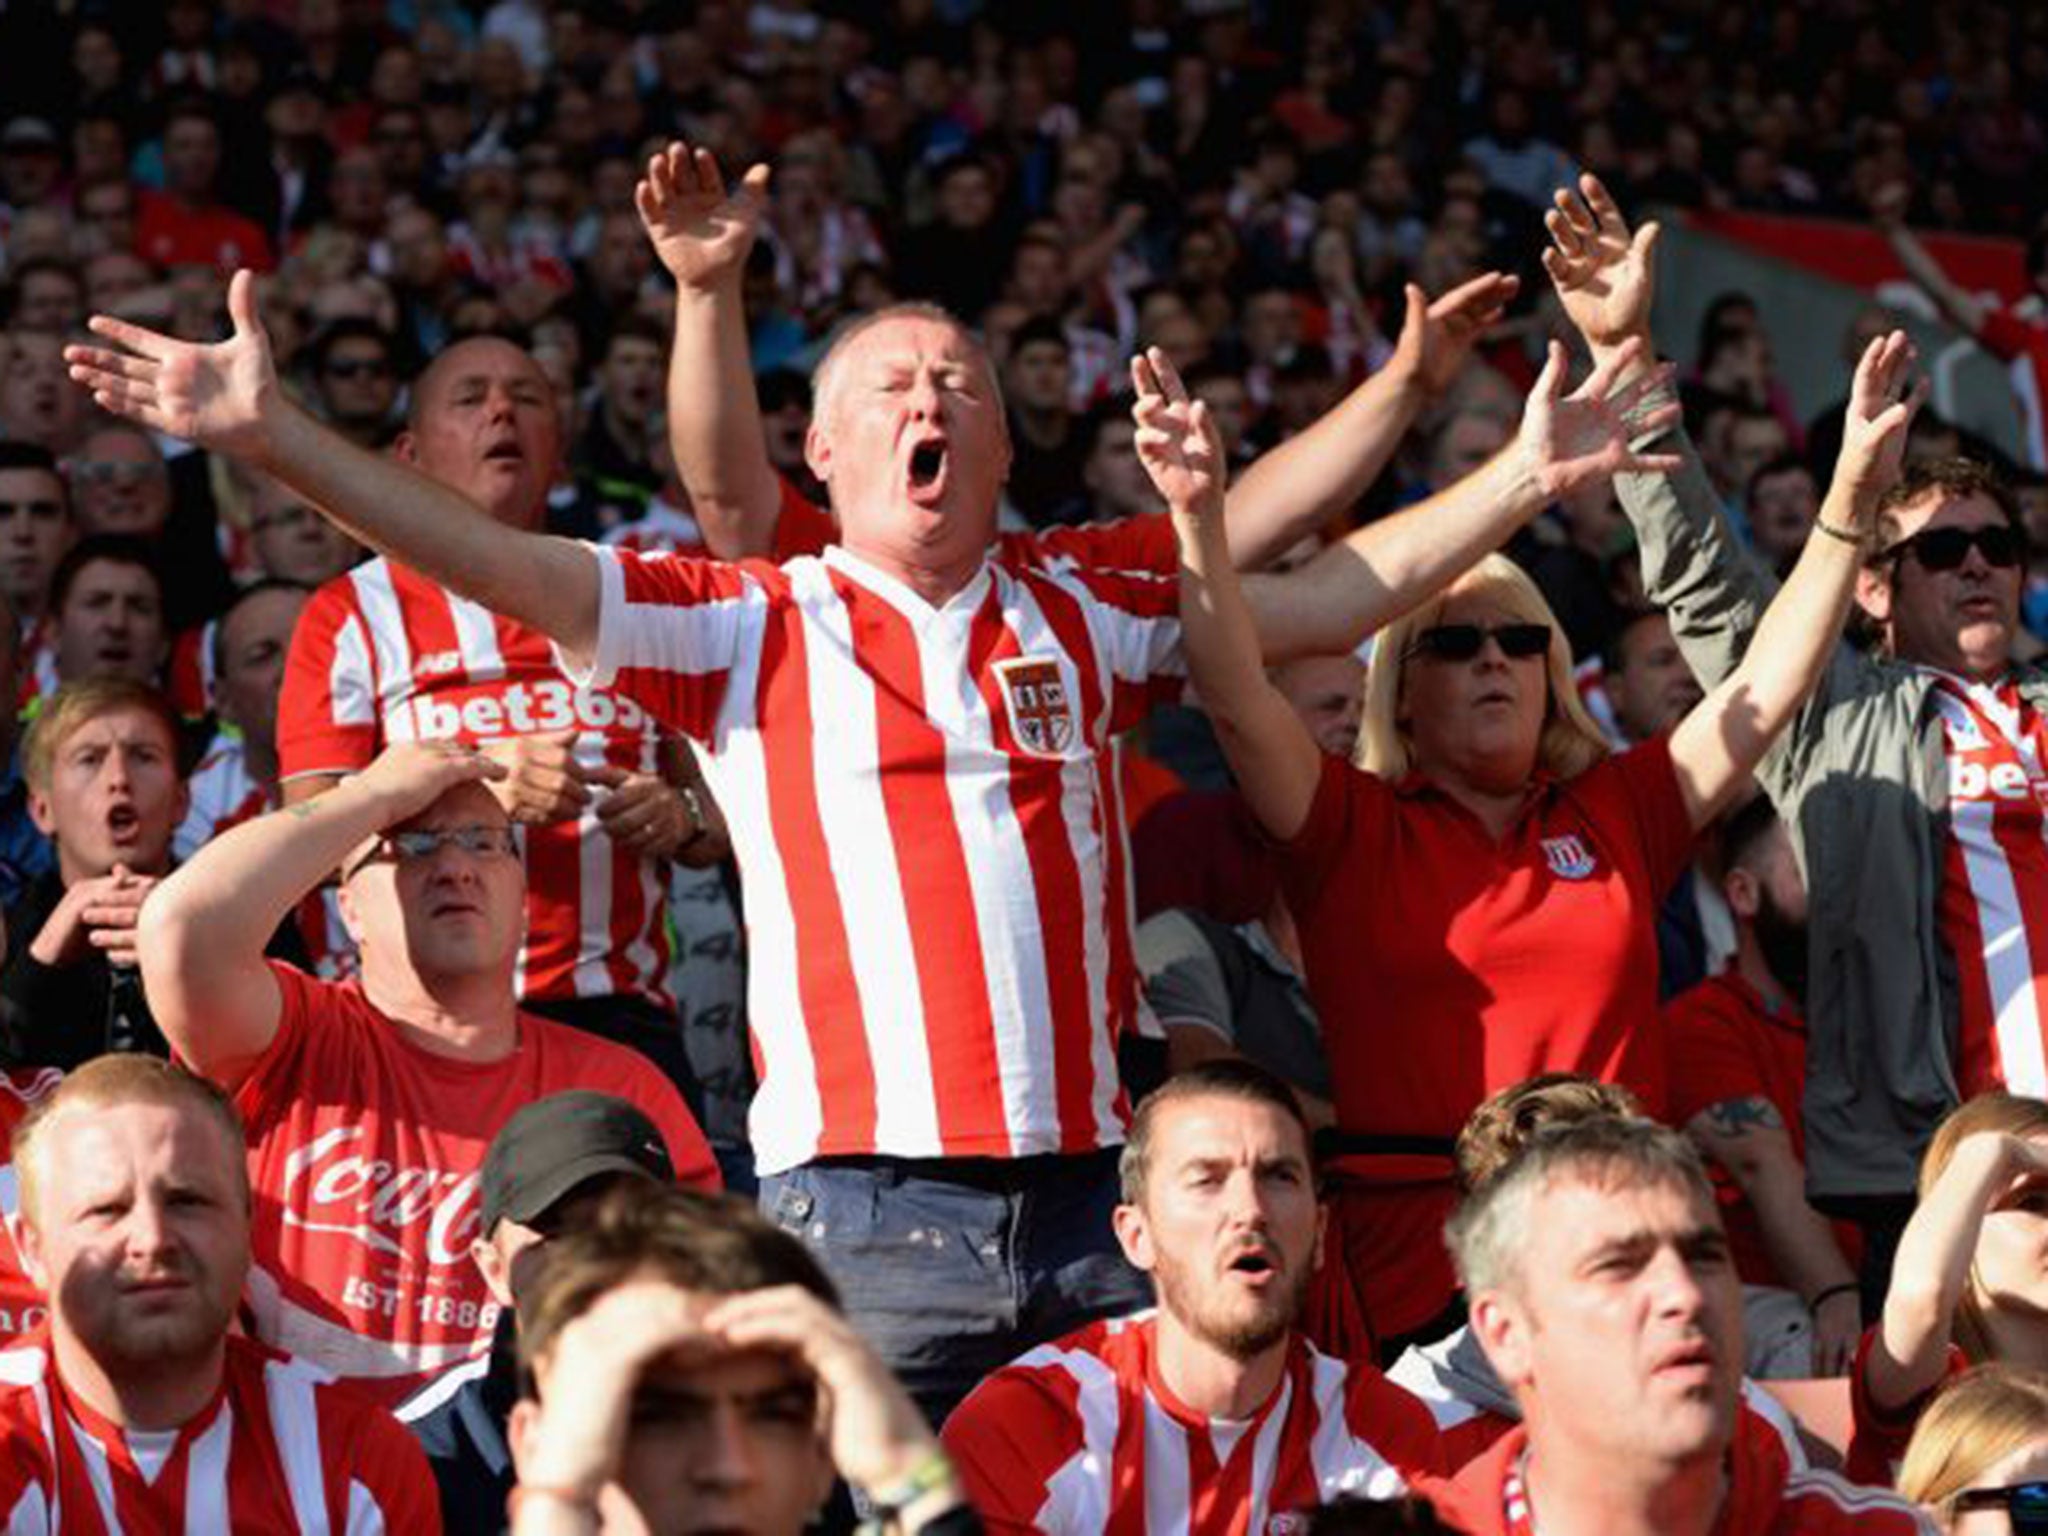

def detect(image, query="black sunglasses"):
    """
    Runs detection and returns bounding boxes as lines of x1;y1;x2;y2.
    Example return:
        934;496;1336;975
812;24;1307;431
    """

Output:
1404;622;1552;663
1955;1479;2048;1535
1881;523;2025;572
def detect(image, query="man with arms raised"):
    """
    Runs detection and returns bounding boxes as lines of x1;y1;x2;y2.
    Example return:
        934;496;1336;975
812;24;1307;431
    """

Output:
1544;174;2048;1252
0;1054;438;1530
943;1061;1442;1531
68;254;1666;1424
135;739;716;1405
1430;1115;1929;1534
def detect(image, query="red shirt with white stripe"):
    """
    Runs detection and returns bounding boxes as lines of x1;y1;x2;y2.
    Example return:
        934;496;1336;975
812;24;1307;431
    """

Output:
278;556;676;1006
941;1310;1443;1534
1429;1423;1932;1534
0;1329;440;1533
767;481;1178;574
233;962;717;1405
1929;671;2048;1096
574;540;1184;1173
0;1072;61;1343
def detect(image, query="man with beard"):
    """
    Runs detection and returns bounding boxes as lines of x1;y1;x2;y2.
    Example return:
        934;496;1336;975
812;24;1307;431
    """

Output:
0;1054;438;1529
1665;797;1865;1380
941;1061;1443;1531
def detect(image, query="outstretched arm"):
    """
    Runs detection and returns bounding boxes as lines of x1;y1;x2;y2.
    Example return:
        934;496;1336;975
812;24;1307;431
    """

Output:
65;273;601;664
638;143;784;560
1871;182;1989;339
1145;349;1324;840
138;742;505;1090
1245;336;1681;660
1222;272;1518;570
1665;331;1919;828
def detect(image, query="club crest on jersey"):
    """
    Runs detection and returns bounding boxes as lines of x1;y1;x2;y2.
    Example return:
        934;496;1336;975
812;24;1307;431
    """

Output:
1541;834;1597;880
995;656;1076;757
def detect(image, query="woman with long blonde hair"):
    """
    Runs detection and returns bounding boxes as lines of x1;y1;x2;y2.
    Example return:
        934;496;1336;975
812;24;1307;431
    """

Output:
1143;325;1922;1351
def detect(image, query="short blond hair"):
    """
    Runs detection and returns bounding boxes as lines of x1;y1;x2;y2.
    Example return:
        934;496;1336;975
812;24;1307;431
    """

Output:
1899;1363;2048;1512
13;1056;249;1229
1355;554;1609;783
22;678;182;796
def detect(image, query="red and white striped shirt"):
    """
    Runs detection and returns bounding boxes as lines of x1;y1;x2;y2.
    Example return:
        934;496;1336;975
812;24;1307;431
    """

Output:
234;963;717;1405
941;1310;1444;1534
0;1330;441;1533
278;557;675;1006
0;1072;61;1344
574;541;1184;1172
1929;672;2048;1095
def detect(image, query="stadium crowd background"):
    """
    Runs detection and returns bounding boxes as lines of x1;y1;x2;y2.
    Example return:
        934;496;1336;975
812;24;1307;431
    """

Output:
2;0;2048;1532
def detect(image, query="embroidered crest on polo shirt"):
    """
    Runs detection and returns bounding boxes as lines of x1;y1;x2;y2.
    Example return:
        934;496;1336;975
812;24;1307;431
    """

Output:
994;656;1076;756
1541;834;1598;880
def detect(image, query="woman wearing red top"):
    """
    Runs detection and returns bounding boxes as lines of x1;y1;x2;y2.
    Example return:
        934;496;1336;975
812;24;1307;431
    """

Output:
1146;326;1921;1352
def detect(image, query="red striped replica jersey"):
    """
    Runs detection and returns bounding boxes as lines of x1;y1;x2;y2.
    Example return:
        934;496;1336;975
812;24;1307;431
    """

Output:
1429;1424;1932;1534
1929;672;2048;1095
0;1072;61;1343
235;963;716;1405
278;557;674;1006
0;1330;440;1533
575;541;1185;1173
941;1311;1443;1534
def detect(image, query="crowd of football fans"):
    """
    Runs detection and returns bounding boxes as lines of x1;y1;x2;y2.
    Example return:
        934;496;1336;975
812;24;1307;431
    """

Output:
2;1;2048;1532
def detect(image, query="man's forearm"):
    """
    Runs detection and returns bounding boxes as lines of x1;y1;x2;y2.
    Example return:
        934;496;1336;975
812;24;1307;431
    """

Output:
1886;227;1987;337
1745;1163;1858;1301
668;288;783;559
252;402;600;658
1246;440;1544;660
1222;364;1424;571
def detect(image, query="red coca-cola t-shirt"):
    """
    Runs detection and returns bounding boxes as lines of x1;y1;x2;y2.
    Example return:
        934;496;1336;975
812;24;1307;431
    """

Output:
235;963;717;1406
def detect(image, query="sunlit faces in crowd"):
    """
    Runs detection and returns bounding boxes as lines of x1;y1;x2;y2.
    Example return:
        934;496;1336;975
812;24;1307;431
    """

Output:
246;475;364;587
338;782;526;987
1857;462;2026;681
67;424;171;540
24;682;187;883
395;337;561;527
49;542;167;687
0;447;72;618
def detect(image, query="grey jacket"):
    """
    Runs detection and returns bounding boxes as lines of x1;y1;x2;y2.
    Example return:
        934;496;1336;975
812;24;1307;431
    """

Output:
1615;420;2048;1202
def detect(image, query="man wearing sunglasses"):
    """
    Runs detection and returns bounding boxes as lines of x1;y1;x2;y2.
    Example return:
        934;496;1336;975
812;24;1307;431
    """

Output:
134;739;718;1408
1545;173;2048;1271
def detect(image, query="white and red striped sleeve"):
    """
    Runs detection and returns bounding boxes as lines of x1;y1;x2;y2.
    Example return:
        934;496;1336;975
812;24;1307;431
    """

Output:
278;576;381;780
1025;563;1185;734
943;1346;1116;1535
567;545;761;742
310;1372;444;1534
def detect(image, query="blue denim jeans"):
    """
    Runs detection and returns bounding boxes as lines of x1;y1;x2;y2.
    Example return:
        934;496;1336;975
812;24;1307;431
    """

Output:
760;1149;1151;1429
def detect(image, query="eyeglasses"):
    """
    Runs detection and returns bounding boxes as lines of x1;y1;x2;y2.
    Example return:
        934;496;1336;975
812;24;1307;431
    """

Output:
324;358;391;380
1880;523;2025;571
1955;1480;2048;1535
69;462;158;488
1403;622;1553;663
342;823;518;881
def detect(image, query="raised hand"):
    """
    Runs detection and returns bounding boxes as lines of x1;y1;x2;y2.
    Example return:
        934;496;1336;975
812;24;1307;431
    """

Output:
1542;174;1661;353
1131;347;1226;519
1389;271;1521;402
1833;330;1922;511
1518;336;1683;501
352;739;508;828
635;142;771;293
65;269;281;460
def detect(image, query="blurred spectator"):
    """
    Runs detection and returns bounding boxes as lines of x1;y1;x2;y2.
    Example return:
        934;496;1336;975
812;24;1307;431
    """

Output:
245;472;365;587
1666;797;1866;1381
65;422;172;541
174;580;310;863
2;679;185;1069
307;318;402;447
5;259;83;334
0;332;85;456
0;119;63;235
1748;454;1824;576
0;441;71;644
45;535;167;691
135;97;276;276
1001;317;1088;528
576;317;667;517
1;1055;440;1528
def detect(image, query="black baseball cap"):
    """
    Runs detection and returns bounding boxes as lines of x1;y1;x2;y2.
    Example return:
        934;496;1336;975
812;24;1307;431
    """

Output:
479;1091;675;1235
